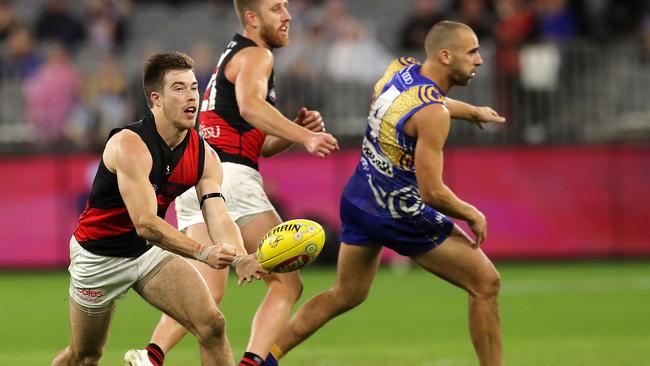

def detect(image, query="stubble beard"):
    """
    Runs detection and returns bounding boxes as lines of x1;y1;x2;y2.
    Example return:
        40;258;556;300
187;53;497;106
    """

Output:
260;22;289;49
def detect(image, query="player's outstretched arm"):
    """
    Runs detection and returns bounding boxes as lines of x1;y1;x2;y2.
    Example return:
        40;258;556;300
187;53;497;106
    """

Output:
232;47;338;157
105;131;236;265
446;97;505;129
409;104;487;246
196;142;268;284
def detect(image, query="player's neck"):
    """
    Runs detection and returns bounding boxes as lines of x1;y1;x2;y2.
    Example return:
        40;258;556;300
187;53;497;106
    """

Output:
420;61;451;93
243;30;273;50
151;109;188;149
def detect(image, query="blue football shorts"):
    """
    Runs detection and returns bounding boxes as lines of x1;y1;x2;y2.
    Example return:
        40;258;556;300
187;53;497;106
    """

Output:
339;194;454;256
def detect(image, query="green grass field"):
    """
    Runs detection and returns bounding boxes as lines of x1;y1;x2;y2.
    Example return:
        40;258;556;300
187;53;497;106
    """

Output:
1;261;649;365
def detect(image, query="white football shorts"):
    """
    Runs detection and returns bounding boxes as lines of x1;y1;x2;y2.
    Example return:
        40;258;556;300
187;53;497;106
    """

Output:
68;236;175;312
176;162;275;231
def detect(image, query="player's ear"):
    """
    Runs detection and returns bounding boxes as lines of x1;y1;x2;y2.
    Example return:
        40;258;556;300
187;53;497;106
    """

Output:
150;91;162;107
440;49;452;66
244;10;259;29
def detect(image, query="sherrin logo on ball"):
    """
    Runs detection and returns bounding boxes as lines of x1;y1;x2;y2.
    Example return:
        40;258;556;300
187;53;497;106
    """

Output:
256;219;325;273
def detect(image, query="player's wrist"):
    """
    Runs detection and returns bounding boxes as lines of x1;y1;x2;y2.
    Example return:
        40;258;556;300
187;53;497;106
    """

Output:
231;255;245;269
193;242;214;263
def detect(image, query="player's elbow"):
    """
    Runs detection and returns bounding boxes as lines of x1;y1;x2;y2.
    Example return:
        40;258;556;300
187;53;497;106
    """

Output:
420;188;446;208
238;101;257;122
133;214;160;241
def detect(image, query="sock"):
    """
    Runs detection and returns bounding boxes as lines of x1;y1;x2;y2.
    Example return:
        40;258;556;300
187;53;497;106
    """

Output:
265;344;283;366
146;343;165;366
239;351;264;366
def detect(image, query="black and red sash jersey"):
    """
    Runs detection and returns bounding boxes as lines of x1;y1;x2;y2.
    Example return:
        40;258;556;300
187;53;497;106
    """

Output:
198;33;276;170
74;114;205;257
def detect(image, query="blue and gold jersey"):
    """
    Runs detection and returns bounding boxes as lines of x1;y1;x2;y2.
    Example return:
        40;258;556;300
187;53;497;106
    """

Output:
343;57;447;219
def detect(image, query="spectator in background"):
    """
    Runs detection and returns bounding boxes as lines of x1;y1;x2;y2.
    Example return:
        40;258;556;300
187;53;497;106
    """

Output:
641;16;650;65
452;0;497;41
34;0;85;51
1;24;43;79
0;0;19;42
24;43;82;147
493;0;535;141
84;54;130;147
606;0;645;39
534;0;576;43
321;0;352;41
325;20;393;85
84;0;131;53
399;0;448;50
276;21;329;113
516;0;575;143
189;41;216;95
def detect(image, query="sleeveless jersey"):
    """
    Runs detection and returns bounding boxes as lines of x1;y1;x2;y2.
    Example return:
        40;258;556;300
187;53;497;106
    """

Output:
199;33;276;170
343;57;447;219
74;114;206;257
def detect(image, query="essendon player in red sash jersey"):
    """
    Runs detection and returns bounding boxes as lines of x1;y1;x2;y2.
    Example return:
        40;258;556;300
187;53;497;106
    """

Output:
198;33;274;170
129;2;340;366
53;52;266;366
74;115;206;257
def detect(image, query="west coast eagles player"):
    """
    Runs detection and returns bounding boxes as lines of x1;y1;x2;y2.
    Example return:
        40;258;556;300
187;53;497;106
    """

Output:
269;21;504;366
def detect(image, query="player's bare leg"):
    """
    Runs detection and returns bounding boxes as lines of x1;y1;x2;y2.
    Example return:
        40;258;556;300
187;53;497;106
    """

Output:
137;256;233;366
239;210;304;360
52;299;115;366
411;225;502;366
148;223;229;353
276;243;383;354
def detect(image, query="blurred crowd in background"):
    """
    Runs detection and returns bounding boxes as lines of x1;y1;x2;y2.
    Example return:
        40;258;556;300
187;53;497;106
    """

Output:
0;0;649;153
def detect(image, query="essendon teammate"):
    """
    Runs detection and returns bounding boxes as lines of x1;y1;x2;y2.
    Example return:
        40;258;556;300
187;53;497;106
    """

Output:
52;52;267;366
125;1;338;366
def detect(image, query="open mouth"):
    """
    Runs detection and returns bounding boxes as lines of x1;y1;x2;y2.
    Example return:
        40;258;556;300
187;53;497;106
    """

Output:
184;106;197;118
279;24;289;36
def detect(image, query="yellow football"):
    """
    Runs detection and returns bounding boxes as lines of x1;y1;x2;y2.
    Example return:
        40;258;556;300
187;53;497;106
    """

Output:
256;219;325;273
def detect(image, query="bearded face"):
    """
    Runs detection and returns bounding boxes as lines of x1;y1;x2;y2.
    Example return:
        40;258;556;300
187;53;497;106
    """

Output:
449;58;477;86
259;17;290;49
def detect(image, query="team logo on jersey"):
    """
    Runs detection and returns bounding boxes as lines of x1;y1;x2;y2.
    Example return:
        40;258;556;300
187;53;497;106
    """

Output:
362;137;393;177
399;67;414;85
268;88;276;102
200;125;220;139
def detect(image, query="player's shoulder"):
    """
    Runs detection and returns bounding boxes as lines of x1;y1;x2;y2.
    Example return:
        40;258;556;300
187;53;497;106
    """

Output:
373;57;420;96
386;57;418;75
237;46;274;63
414;100;450;127
106;129;149;164
414;84;446;105
395;56;418;68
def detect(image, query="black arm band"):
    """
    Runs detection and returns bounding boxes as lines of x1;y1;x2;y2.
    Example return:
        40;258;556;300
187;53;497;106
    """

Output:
200;192;225;209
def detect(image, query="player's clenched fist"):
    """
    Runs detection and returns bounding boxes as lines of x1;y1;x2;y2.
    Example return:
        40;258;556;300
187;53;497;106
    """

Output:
296;107;325;132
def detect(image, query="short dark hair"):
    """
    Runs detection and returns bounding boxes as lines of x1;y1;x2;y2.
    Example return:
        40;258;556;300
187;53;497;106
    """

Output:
424;20;472;57
142;52;194;108
233;0;263;25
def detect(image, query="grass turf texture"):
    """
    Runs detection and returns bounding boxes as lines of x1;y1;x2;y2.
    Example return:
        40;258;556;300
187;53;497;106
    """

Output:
1;261;649;365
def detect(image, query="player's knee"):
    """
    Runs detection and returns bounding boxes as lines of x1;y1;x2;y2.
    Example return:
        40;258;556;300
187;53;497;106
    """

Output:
333;285;368;311
71;348;103;366
268;274;304;303
475;270;501;300
194;309;226;342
